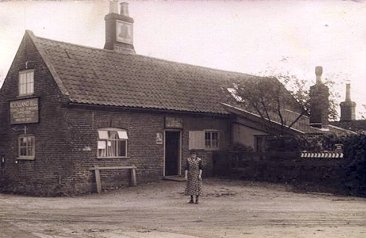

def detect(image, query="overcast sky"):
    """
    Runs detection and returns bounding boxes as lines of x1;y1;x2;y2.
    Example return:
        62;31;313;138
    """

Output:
1;0;366;118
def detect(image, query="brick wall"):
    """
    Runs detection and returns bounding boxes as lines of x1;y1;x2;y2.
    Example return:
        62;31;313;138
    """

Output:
0;33;231;196
63;108;230;194
0;33;72;196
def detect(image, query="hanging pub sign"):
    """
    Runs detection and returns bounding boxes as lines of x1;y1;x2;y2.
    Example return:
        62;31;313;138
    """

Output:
10;98;39;124
165;116;183;129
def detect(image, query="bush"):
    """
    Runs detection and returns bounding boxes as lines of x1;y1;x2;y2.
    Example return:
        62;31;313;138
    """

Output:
343;134;366;196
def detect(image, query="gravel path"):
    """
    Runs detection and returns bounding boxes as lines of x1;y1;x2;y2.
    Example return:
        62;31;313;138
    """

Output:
1;179;366;238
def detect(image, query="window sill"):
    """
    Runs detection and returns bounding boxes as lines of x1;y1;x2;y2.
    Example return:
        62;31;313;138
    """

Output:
97;156;130;159
204;148;220;151
17;156;35;161
16;94;36;99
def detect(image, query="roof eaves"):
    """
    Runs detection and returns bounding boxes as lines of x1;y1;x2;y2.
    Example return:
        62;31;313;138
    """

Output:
221;103;305;135
26;30;70;97
328;124;357;135
68;101;230;116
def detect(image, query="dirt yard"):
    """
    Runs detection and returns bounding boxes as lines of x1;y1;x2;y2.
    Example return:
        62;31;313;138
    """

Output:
1;178;366;238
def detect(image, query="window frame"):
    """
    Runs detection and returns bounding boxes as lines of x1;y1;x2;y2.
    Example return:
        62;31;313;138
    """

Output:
18;69;35;96
97;128;128;159
18;135;35;160
204;130;220;150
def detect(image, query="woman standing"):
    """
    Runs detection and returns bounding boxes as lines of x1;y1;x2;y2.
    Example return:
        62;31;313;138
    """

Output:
184;150;203;204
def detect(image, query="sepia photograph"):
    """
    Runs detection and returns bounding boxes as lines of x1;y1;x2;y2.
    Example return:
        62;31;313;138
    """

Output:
0;0;366;237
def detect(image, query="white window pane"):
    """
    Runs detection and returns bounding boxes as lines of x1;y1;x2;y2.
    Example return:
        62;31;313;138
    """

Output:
189;131;205;150
107;141;112;146
98;130;108;139
19;71;34;95
117;130;128;139
27;71;34;82
97;141;106;149
27;81;34;94
19;83;25;95
19;73;26;83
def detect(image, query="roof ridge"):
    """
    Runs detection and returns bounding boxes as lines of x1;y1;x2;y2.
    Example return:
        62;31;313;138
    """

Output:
34;33;259;78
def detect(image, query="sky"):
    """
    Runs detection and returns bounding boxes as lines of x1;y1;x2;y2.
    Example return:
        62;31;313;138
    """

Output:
0;0;366;118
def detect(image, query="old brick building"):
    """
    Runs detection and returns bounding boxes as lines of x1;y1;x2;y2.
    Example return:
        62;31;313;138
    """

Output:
0;2;260;195
0;2;352;195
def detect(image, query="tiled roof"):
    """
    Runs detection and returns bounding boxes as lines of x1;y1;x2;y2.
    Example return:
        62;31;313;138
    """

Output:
28;31;261;115
222;103;355;136
330;120;366;132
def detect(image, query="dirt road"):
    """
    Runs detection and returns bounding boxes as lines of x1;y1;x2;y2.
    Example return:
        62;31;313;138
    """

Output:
1;179;366;238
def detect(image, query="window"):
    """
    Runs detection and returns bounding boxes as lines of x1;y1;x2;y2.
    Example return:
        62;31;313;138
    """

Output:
189;131;205;150
19;70;34;96
97;128;128;158
18;135;35;160
189;130;220;150
205;130;219;149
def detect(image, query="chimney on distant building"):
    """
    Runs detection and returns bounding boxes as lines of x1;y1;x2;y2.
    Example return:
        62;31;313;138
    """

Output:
309;66;330;128
340;83;356;121
104;1;135;54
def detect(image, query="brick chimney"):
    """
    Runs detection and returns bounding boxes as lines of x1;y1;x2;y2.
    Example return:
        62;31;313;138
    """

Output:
104;1;135;54
309;66;330;128
340;83;356;121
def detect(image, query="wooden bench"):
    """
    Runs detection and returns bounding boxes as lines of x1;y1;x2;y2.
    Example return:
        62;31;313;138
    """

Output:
89;165;137;194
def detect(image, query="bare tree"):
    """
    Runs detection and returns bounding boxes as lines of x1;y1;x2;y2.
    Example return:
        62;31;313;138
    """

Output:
359;105;366;120
231;72;338;134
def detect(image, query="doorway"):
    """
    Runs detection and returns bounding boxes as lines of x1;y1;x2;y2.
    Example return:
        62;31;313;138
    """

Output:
164;131;181;176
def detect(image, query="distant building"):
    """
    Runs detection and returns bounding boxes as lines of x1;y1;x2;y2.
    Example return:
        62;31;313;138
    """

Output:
0;2;353;195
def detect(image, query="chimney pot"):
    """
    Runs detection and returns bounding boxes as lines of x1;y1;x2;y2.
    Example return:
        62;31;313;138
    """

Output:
346;83;351;101
315;66;323;84
120;2;129;16
109;0;119;14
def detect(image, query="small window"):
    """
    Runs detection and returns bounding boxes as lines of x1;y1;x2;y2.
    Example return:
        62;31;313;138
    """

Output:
19;70;34;96
97;128;128;158
205;130;219;150
18;135;35;160
189;130;220;150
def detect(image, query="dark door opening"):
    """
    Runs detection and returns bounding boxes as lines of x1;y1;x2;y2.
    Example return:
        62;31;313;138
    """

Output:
165;131;180;176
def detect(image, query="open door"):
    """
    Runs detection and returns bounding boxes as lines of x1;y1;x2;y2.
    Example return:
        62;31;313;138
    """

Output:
164;131;181;176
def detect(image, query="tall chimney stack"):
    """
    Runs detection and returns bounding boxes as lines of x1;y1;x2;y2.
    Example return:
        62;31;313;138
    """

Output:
340;82;356;121
309;66;329;128
104;1;135;54
315;66;323;84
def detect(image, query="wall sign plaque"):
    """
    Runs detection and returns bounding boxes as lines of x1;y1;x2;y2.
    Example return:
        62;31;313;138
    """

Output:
10;98;39;124
156;132;163;144
165;117;183;129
